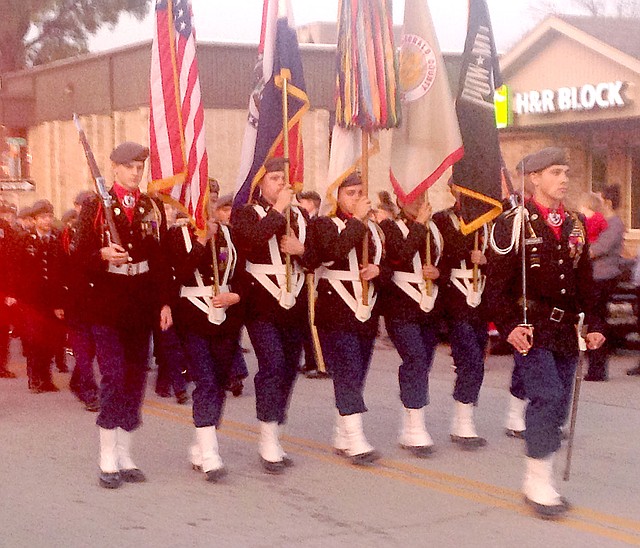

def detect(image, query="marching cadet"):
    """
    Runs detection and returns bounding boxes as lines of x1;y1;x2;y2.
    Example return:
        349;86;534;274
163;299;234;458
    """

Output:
166;195;242;483
503;155;534;440
304;172;384;465
75;142;172;489
433;184;490;449
65;191;101;412
12;200;66;392
0;203;17;379
487;147;605;519
233;157;308;474
379;192;443;457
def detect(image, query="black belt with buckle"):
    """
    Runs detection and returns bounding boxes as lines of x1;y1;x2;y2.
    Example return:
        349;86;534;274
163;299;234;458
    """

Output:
526;301;578;325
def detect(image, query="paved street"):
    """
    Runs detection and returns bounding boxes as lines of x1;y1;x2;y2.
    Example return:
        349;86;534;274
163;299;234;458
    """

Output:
1;337;640;547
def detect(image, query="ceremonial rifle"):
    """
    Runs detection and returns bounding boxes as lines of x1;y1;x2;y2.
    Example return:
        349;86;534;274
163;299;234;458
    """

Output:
73;114;122;247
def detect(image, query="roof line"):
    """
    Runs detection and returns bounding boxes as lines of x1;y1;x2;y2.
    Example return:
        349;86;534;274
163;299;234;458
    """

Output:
501;15;640;76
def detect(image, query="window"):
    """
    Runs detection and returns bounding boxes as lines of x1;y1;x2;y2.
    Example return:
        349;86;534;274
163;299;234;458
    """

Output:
590;148;607;193
631;147;640;230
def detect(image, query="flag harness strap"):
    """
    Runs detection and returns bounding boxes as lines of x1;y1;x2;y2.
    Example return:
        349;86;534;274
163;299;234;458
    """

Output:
448;212;488;308
245;204;306;310
179;224;237;325
392;219;442;313
317;217;383;323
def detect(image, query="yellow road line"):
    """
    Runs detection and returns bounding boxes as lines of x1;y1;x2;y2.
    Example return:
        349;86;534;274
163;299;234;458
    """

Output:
144;398;640;544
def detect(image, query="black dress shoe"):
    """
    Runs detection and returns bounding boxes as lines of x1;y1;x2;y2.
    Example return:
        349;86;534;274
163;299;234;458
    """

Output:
155;389;171;398
450;435;487;449
84;399;100;412
524;495;570;519
260;456;286;475
175;390;189;405
351;449;381;466
583;374;607;382
282;455;294;467
0;368;16;378
99;471;122;489
401;444;434;458
204;467;227;483
505;428;525;439
627;365;640;376
119;468;146;483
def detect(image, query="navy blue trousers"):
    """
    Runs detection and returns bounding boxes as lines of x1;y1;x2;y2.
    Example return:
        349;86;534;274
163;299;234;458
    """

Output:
92;324;150;432
509;359;527;400
68;319;99;403
247;320;302;424
182;331;231;428
319;329;375;416
514;348;578;458
154;325;188;395
386;318;438;409
448;320;487;404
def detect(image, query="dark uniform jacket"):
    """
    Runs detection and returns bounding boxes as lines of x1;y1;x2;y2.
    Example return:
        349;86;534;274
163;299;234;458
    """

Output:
233;196;308;326
165;223;244;338
13;229;66;312
379;216;447;324
0;220;17;324
487;201;605;354
74;190;169;330
304;212;386;336
433;208;488;324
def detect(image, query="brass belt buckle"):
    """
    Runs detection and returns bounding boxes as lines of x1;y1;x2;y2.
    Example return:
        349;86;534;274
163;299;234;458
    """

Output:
550;307;564;323
127;263;135;276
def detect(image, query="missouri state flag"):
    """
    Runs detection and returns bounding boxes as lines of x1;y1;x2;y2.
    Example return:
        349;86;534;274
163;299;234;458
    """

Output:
233;0;309;210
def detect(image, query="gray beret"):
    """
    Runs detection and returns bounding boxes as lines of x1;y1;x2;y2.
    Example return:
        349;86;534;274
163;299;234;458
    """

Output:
263;156;287;174
524;147;568;174
31;199;54;217
214;193;233;209
110;142;149;164
339;171;363;188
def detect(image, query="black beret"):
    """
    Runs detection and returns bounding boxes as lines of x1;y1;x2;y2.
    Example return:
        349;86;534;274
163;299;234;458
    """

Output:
524;147;568;174
61;209;78;224
31;199;54;217
263;157;287;174
339;171;363;188
110;142;149;164
17;207;34;219
214;193;233;209
74;190;95;206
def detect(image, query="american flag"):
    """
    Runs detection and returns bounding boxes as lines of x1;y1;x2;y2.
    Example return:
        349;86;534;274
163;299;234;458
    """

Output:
149;0;208;231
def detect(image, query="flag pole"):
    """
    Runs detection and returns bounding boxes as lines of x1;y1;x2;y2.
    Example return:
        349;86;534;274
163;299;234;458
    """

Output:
280;68;293;293
424;192;433;296
361;129;370;306
472;231;479;292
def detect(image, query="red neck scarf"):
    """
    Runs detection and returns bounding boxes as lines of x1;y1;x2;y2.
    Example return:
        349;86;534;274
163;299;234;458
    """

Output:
113;183;141;223
532;199;565;239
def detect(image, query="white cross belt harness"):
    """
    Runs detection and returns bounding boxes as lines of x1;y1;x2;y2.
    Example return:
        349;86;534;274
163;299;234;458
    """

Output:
245;204;306;310
391;219;442;313
178;224;237;325
317;218;383;323
448;212;487;308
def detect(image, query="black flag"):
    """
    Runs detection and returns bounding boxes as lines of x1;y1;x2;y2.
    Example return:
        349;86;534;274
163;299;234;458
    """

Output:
452;0;503;235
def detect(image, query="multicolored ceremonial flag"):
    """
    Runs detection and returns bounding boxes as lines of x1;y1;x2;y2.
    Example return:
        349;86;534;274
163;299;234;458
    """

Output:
452;0;504;234
233;0;310;210
321;0;400;215
390;0;463;204
148;0;208;232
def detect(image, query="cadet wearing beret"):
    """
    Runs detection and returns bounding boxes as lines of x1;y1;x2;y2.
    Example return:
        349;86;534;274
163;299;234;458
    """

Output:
233;156;309;474
74;141;173;489
488;147;605;518
303;171;384;465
